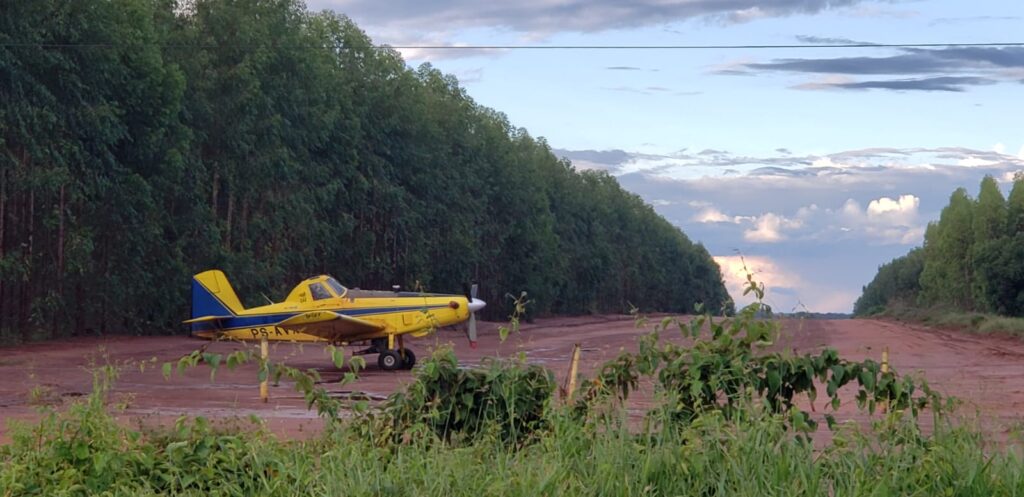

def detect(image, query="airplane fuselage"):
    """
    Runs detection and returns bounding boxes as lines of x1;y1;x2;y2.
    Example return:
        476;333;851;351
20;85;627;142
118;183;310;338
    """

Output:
191;293;470;343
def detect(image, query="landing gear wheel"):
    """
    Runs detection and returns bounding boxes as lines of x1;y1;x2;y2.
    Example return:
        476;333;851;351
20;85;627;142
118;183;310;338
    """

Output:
378;350;401;371
400;349;417;369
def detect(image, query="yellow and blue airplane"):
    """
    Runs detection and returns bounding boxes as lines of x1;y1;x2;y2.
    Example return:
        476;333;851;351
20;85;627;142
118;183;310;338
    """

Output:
185;270;485;370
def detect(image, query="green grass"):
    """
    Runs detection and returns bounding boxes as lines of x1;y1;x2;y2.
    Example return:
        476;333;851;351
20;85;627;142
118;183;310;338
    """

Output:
875;302;1024;338
3;353;1024;495
3;386;1023;496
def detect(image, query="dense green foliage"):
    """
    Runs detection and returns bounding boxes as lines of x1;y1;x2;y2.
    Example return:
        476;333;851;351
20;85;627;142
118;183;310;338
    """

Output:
373;349;555;445
852;248;924;316
0;0;731;342
855;175;1024;318
4;294;1020;496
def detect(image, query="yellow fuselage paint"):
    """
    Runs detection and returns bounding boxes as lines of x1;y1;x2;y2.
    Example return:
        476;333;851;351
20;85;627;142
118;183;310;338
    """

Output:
193;274;470;344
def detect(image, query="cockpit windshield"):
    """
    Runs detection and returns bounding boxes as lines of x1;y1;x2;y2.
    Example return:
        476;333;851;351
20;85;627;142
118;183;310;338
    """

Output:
325;277;347;297
309;282;331;301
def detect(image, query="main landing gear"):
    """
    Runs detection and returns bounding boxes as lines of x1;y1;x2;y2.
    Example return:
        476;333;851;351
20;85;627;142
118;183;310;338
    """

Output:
355;337;416;371
378;348;416;371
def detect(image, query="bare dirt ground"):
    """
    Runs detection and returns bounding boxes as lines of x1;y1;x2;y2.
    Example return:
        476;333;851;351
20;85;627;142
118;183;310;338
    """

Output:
1;315;1023;444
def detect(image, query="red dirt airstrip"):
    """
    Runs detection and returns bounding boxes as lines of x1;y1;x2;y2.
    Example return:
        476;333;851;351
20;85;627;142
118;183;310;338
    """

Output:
1;316;1023;444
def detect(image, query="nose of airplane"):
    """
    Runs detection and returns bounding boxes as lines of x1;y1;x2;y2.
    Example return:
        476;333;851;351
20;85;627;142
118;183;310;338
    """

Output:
468;298;486;313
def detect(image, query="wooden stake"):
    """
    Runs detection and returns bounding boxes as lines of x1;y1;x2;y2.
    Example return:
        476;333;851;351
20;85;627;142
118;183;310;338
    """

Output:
881;346;889;413
566;343;581;400
260;336;269;403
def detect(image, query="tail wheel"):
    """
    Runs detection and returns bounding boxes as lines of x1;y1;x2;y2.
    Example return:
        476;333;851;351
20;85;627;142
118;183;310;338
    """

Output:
400;349;416;369
378;350;401;371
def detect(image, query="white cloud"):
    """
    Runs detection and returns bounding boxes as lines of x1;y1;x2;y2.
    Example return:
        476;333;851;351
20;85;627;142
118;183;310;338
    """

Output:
958;156;999;168
452;67;484;84
693;207;733;223
743;213;802;242
793;75;856;91
801;290;861;314
795;203;820;219
811;156;842;168
713;254;801;298
359;28;509;61
866;194;919;225
841;198;862;219
712;254;855;312
690;206;802;243
728;6;769;23
834;194;923;244
1001;170;1024;183
714;253;865;313
994;143;1007;154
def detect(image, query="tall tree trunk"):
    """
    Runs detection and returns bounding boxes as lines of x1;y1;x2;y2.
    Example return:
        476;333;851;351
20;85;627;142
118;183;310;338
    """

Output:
55;183;65;338
21;167;34;342
57;184;65;277
240;198;249;251
99;235;107;335
211;171;219;218
75;280;83;336
0;165;5;334
225;186;234;250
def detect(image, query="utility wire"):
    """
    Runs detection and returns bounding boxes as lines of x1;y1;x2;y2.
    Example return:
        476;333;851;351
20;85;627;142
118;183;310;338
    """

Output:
2;42;1024;50
391;42;1021;50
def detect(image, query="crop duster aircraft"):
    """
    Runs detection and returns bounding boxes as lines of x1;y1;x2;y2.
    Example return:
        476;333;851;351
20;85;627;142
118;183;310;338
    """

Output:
185;270;486;370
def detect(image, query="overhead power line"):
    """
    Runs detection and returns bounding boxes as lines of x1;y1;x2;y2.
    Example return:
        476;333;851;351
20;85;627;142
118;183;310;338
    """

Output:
2;42;1024;50
389;42;1024;50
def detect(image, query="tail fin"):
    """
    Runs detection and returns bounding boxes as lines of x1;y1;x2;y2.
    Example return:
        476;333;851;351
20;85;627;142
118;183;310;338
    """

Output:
190;270;245;325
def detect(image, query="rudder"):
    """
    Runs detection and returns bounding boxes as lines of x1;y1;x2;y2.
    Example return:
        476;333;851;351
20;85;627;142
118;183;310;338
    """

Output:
191;270;246;320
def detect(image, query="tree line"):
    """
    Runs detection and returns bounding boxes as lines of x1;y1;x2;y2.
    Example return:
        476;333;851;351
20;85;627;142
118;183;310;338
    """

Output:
854;175;1024;316
0;0;732;342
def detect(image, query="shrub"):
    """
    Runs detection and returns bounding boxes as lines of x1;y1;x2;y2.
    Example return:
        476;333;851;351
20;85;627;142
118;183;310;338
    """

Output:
369;347;556;446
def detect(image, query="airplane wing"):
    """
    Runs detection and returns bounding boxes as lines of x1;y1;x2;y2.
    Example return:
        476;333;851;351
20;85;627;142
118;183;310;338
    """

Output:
183;315;232;324
277;311;384;341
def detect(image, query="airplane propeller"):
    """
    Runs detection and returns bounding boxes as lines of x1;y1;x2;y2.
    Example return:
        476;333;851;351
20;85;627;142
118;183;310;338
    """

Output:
464;283;485;348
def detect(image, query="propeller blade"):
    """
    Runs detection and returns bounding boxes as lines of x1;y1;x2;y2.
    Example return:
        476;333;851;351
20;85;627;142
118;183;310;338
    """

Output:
463;282;483;348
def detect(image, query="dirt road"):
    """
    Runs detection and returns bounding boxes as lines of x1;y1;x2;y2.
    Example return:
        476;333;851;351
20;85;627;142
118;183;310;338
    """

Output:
1;316;1022;443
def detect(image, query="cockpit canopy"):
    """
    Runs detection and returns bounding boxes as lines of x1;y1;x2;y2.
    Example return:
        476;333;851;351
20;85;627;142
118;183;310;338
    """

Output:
285;275;348;303
323;277;346;298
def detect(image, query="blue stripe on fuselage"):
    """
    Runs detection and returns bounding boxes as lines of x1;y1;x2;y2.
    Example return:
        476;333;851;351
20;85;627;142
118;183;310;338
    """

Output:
191;303;451;333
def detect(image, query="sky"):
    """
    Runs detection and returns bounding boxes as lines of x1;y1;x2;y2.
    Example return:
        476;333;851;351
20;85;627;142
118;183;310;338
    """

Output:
307;0;1024;313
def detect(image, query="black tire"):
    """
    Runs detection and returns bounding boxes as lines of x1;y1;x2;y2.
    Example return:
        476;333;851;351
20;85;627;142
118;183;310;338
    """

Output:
378;350;401;371
401;349;417;369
